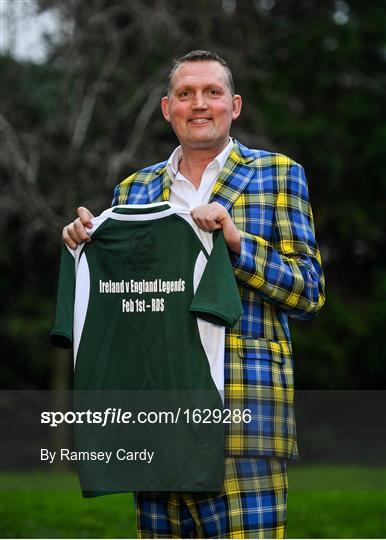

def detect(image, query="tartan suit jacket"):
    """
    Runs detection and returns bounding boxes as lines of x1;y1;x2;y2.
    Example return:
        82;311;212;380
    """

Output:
112;139;325;459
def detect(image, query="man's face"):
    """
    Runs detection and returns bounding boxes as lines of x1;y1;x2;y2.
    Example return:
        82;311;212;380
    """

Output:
161;61;242;151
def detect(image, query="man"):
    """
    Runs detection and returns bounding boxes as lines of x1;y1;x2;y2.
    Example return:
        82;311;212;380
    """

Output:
63;50;325;538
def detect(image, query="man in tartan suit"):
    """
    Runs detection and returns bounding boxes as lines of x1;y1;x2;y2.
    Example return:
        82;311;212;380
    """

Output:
64;50;325;538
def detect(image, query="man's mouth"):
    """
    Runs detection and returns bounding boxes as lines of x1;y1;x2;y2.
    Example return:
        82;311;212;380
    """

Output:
189;117;211;124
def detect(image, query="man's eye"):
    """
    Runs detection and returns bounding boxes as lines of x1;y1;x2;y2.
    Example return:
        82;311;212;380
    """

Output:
209;89;221;95
180;90;190;97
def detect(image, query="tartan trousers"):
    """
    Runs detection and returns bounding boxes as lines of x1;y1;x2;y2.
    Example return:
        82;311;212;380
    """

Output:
135;458;288;539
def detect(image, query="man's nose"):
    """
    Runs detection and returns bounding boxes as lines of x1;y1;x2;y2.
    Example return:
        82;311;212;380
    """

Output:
192;92;208;109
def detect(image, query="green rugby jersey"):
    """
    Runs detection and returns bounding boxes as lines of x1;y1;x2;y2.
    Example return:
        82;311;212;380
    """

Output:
51;202;243;495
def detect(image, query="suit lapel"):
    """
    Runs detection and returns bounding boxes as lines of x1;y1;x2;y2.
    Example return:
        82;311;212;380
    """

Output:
146;166;172;203
160;172;171;202
147;140;253;208
209;140;254;210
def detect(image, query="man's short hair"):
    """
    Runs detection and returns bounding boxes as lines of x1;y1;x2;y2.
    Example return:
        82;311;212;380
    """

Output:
167;50;235;96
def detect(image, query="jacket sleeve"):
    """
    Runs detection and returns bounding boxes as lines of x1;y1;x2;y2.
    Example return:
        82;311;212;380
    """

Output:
231;162;325;320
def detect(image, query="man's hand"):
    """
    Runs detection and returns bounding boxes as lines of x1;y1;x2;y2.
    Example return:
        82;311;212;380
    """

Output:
62;206;94;249
190;202;241;255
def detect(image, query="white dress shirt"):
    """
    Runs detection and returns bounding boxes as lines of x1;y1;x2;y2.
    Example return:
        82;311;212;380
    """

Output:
167;138;234;210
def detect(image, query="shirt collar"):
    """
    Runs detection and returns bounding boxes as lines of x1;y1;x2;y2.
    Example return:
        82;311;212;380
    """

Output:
166;137;234;180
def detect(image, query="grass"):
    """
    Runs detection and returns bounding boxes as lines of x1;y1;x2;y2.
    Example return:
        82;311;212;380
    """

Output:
0;472;136;539
0;466;385;538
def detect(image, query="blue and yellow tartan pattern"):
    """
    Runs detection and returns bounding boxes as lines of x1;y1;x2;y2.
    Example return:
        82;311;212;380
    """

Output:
135;457;288;539
112;139;326;459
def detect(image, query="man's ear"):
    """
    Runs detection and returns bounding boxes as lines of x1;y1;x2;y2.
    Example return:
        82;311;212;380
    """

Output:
231;94;242;121
161;96;171;122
